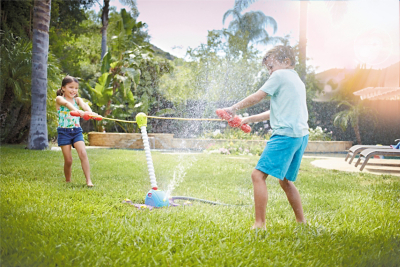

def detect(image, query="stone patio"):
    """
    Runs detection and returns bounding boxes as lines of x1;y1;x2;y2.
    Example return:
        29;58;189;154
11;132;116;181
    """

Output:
308;155;400;177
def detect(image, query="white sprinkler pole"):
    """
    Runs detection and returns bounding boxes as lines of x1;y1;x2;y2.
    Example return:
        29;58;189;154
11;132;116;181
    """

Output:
136;113;158;190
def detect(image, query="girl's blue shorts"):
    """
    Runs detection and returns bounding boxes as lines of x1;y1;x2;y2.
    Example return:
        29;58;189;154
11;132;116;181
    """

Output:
57;127;84;148
256;134;309;181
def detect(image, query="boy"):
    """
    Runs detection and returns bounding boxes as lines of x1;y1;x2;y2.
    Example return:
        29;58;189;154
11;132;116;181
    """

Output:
223;45;309;229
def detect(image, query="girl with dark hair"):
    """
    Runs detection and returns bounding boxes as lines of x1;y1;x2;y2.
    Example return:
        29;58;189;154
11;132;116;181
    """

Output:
56;76;95;187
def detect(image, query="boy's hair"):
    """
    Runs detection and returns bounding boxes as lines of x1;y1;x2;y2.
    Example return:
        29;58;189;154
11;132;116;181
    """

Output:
262;45;296;67
56;76;79;96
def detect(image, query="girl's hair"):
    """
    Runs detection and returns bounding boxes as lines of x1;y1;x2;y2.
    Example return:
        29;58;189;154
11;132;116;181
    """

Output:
262;45;296;67
56;76;79;96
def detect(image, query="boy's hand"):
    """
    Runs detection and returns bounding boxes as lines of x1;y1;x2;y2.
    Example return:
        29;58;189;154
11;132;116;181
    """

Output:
223;107;236;118
240;117;250;126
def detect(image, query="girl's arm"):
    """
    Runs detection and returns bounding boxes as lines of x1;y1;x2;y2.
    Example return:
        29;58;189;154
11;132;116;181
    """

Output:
76;97;92;112
241;111;270;125
56;96;81;112
225;90;267;116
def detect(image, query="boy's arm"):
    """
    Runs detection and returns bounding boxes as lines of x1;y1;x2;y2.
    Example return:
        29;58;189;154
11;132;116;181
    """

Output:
225;90;267;116
242;110;270;125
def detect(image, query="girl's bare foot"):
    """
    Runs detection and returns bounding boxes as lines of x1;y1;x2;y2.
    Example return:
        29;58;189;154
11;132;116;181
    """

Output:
87;181;94;187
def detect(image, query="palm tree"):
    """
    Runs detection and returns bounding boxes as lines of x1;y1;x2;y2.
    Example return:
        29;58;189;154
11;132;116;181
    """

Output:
28;0;52;150
100;0;138;60
225;0;348;82
298;1;308;82
333;100;371;145
101;0;110;60
223;7;277;52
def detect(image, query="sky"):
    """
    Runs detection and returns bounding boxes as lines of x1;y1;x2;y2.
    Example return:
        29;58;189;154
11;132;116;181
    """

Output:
93;0;400;73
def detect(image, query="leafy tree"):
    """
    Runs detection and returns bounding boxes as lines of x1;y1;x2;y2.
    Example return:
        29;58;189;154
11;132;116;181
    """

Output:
1;0;95;40
79;9;165;132
47;0;97;76
161;30;266;104
0;0;33;38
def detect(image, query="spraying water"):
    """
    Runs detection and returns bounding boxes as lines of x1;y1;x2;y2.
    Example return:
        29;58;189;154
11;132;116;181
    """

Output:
164;154;197;200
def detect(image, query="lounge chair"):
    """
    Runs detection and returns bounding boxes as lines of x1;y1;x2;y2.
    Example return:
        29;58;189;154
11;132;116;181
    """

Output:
345;145;391;164
345;139;400;164
354;148;400;171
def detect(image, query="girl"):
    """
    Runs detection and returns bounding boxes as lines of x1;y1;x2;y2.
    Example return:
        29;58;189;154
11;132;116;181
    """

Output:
56;76;95;187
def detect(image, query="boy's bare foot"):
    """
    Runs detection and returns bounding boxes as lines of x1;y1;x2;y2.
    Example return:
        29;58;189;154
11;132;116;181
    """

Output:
251;223;266;230
66;180;71;183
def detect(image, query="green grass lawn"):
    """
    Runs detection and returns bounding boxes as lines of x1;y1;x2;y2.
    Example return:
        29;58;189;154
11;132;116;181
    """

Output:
1;145;399;266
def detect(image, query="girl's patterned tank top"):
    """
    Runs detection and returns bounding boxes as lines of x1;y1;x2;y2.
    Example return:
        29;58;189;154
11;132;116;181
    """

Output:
57;98;80;128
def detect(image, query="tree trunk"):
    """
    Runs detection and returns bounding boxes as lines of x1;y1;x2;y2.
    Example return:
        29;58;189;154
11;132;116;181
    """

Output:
353;122;362;145
28;0;51;150
299;1;308;83
101;0;110;60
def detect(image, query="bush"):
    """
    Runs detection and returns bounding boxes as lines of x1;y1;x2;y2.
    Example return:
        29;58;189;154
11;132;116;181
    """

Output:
83;132;90;146
308;126;332;141
205;140;266;156
200;127;271;141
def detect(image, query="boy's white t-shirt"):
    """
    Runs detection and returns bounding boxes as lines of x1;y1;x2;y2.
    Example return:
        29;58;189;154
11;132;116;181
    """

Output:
259;69;309;138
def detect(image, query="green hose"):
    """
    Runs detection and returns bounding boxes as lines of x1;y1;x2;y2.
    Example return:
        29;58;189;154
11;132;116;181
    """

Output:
171;196;251;206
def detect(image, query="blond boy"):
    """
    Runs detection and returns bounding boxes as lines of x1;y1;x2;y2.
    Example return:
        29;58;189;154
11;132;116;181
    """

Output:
224;45;309;229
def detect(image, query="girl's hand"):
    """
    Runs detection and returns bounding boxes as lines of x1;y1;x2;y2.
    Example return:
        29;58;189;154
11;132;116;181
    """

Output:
78;110;85;117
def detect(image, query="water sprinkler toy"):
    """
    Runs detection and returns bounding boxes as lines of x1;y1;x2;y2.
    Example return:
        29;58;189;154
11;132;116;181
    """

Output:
215;109;251;133
136;112;169;208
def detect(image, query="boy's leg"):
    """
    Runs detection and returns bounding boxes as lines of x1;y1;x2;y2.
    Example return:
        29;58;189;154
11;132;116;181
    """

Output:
73;141;93;186
60;145;73;182
251;169;269;229
279;178;306;223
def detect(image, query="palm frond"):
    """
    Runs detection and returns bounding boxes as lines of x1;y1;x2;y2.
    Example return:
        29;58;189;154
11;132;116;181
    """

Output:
233;0;259;12
223;9;241;25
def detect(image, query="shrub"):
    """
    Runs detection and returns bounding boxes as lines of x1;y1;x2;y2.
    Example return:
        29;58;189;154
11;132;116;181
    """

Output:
205;140;266;156
309;126;332;141
200;127;271;141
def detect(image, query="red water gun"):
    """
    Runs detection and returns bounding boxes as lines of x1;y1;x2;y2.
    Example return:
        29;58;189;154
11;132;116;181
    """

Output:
215;109;251;133
70;111;103;121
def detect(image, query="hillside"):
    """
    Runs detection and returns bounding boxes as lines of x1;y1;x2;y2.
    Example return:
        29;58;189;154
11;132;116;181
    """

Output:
150;44;177;61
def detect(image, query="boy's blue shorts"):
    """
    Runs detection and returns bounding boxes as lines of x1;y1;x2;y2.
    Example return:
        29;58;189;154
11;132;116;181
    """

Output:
57;127;84;148
256;134;309;181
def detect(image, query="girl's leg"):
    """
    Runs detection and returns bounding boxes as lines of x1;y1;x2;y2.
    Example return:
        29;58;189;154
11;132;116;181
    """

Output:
279;178;306;223
73;141;93;186
60;145;73;182
251;169;268;229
